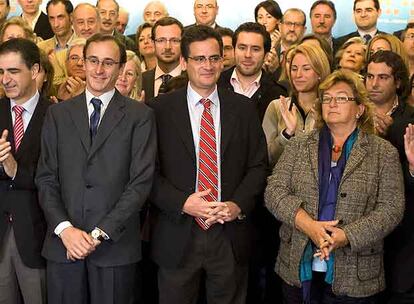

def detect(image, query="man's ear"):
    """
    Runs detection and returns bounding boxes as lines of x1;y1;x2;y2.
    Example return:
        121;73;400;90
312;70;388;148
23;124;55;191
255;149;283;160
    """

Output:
31;63;40;80
180;56;187;71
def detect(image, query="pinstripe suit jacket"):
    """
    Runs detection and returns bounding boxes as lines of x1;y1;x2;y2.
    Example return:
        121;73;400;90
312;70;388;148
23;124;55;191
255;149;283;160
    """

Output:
265;129;405;297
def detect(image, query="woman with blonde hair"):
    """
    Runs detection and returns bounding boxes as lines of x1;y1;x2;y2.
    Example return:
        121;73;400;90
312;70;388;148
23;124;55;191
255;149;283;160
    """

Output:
265;69;404;303
335;37;366;74
366;33;410;70
263;43;331;165
116;50;143;101
0;16;41;43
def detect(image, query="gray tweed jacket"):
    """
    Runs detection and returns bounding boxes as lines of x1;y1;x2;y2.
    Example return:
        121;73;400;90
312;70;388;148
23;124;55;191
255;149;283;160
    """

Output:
265;129;405;298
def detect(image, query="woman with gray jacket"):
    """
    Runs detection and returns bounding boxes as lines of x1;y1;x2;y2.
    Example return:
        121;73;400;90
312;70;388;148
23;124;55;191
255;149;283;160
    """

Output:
265;70;405;303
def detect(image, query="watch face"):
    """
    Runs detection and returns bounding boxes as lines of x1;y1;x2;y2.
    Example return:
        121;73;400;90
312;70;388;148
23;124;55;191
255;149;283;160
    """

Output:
91;229;100;239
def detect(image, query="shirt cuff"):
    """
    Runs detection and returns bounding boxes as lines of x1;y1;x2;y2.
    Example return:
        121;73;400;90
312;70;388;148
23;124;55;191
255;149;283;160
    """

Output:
54;221;73;236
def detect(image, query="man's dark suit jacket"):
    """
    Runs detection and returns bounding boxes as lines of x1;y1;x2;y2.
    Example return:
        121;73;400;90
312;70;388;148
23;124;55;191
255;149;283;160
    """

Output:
142;68;156;102
383;101;414;292
149;86;268;268
184;23;223;32
334;30;388;53
0;97;51;268
35;90;156;267
33;11;54;40
218;68;287;122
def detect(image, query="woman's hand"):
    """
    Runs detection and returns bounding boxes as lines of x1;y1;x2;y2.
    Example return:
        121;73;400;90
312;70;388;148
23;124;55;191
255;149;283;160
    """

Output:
280;96;297;136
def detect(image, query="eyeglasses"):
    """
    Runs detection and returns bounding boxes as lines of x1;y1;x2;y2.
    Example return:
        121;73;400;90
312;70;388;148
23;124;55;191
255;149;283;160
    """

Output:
195;4;216;9
282;21;304;28
85;56;120;69
68;55;84;64
153;38;181;45
188;55;222;65
320;95;356;104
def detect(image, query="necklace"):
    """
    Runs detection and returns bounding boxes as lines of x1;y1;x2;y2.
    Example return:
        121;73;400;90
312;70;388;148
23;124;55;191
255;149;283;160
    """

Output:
332;145;342;153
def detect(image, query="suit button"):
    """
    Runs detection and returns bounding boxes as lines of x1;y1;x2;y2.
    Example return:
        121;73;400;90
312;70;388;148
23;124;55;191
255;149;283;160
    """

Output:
9;184;13;189
86;184;93;189
340;193;347;198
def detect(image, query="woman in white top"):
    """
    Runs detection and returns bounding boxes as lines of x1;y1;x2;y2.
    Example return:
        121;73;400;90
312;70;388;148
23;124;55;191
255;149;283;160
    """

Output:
262;44;331;166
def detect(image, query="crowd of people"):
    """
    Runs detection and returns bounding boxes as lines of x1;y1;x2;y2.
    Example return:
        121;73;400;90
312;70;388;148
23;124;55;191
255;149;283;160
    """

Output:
0;0;413;303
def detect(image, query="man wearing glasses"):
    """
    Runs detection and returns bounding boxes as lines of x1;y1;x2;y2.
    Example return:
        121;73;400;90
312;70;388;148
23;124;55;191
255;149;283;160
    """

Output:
150;25;268;304
36;33;156;304
279;8;306;63
142;17;183;102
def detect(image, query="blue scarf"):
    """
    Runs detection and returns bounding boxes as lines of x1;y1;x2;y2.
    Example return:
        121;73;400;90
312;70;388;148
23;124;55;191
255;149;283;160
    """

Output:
300;125;359;303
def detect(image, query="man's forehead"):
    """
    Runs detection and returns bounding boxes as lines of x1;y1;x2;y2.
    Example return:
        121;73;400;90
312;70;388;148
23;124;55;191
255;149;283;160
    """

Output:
355;0;376;10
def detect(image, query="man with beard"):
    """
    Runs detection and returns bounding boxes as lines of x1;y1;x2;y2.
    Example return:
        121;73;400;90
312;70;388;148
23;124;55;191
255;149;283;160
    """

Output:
218;23;286;303
218;22;286;122
142;17;183;102
278;8;306;64
96;0;136;52
38;0;75;54
365;50;414;303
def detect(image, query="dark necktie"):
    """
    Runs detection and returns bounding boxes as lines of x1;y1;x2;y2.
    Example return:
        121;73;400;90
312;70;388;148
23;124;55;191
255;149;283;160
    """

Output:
196;98;218;230
158;74;172;94
12;105;25;151
90;98;102;141
363;34;372;44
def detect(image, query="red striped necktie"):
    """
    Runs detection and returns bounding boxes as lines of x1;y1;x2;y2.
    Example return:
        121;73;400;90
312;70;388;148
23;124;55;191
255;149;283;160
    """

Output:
13;105;25;151
196;98;218;230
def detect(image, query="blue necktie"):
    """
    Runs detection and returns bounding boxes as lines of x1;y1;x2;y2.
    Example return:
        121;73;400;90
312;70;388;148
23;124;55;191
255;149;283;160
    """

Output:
90;98;102;141
363;34;372;44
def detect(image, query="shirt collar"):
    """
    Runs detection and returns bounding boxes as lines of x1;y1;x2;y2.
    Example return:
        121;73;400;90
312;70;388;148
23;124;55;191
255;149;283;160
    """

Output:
386;95;399;116
230;68;262;87
187;82;219;107
358;29;377;38
85;88;115;108
10;91;40;115
53;31;76;50
154;64;182;80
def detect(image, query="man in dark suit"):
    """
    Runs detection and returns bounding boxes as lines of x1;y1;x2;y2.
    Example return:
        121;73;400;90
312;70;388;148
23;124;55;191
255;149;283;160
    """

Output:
0;38;50;304
184;0;223;30
142;17;183;102
335;0;386;52
150;25;268;304
218;22;287;122
18;0;54;40
35;33;156;304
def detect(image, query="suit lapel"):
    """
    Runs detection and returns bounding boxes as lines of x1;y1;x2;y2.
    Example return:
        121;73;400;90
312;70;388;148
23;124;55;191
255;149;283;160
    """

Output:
170;90;196;162
308;131;320;185
341;132;368;182
15;97;49;159
68;93;91;152
88;91;125;160
0;99;14;149
219;89;236;156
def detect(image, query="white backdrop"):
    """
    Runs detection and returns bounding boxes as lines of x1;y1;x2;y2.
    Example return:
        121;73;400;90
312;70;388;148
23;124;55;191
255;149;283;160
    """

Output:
8;0;413;37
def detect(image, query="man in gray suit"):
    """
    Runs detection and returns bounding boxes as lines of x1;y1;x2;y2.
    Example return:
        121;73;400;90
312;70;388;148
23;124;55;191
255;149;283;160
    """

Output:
36;33;156;304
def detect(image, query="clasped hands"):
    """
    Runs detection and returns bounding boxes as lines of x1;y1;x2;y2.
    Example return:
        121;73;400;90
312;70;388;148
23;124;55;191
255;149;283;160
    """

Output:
60;226;101;261
182;189;241;225
295;209;348;261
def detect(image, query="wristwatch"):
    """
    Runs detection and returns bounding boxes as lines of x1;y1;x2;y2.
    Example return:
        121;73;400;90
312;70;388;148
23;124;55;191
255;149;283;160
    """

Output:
91;228;106;242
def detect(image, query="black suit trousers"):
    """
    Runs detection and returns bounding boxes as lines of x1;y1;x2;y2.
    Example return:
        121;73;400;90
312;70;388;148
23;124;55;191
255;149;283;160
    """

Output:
158;223;248;304
47;259;138;304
